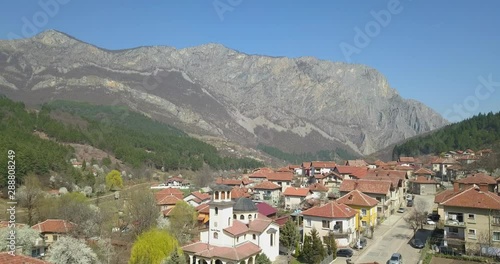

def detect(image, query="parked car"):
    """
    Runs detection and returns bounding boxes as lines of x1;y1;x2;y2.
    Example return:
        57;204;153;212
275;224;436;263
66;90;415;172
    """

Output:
397;207;405;213
336;249;354;258
411;238;425;249
353;238;367;249
426;218;436;225
388;253;403;264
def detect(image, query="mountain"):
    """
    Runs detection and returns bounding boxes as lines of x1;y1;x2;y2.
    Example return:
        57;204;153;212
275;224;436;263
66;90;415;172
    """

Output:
392;111;500;158
0;30;448;156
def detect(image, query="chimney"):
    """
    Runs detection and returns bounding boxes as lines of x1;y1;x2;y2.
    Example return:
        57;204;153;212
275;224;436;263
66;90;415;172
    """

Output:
453;182;459;192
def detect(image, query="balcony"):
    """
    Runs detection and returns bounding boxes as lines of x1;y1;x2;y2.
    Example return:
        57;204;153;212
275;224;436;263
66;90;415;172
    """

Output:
444;220;466;227
445;232;465;241
330;228;351;238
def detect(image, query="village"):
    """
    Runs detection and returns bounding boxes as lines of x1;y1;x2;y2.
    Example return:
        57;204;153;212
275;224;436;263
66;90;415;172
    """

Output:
4;147;499;264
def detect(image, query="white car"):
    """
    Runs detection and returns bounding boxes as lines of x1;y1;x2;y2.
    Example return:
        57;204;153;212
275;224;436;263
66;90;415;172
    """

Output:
426;218;436;225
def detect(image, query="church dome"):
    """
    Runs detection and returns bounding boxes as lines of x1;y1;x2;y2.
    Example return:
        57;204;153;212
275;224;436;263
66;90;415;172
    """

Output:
233;197;257;212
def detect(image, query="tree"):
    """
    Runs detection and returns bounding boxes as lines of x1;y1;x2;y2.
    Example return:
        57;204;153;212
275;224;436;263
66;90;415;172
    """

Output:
255;253;272;264
105;170;123;190
0;226;42;256
279;218;299;262
324;233;337;257
404;199;430;235
18;173;43;225
129;228;180;264
310;228;326;263
126;190;159;237
167;201;198;244
162;247;187;264
301;234;313;263
47;236;99;264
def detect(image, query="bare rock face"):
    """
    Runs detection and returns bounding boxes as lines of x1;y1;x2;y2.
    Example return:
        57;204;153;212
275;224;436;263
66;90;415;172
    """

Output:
0;30;448;155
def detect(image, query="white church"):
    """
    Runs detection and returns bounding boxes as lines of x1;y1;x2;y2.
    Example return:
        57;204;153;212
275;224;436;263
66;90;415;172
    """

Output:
182;185;280;263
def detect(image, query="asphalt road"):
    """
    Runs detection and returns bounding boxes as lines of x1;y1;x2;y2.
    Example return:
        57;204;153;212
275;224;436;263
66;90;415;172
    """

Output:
334;195;436;264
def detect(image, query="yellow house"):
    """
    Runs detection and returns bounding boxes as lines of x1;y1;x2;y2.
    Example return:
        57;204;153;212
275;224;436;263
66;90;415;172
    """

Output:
336;189;378;237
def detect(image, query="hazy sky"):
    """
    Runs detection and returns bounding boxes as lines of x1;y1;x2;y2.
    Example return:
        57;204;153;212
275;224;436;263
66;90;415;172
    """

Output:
1;0;499;122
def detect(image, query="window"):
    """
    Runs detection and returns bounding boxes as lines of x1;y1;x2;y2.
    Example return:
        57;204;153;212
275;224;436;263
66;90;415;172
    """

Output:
213;232;218;239
361;209;367;216
468;229;476;238
306;219;311;227
362;221;367;227
377;207;382;213
215;207;218;215
215;191;219;200
376;197;382;202
494;216;500;225
233;214;236;219
236;236;239;242
53;235;58;241
228;217;231;226
240;215;244;220
322;220;330;229
468;214;475;221
286;197;290;202
253;234;256;240
493;232;500;241
270;233;274;246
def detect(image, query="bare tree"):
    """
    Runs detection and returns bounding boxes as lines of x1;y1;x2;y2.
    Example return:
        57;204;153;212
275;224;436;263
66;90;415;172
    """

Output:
404;199;429;235
192;164;214;188
18;173;44;225
125;189;159;237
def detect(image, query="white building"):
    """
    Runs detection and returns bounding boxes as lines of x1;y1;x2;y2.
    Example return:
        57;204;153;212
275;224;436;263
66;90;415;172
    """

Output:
182;185;280;264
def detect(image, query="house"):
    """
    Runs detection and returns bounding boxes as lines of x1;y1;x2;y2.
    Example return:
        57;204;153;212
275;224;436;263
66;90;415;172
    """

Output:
182;185;280;262
253;180;282;206
248;168;272;182
414;168;435;178
0;252;50;264
301;201;358;247
266;171;293;192
196;203;210;228
166;176;190;188
345;160;368;167
256;202;278;219
155;188;184;216
334;166;368;179
364;170;406;212
438;185;500;254
283;187;311;210
339;179;392;220
455;173;497;192
184;191;211;207
336;190;379;236
310;161;337;175
409;176;438;195
431;157;458;177
31;219;75;249
230;186;252;199
308;183;329;198
398;156;415;166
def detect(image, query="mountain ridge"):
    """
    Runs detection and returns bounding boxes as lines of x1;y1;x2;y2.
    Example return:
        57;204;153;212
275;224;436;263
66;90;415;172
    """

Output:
0;29;449;156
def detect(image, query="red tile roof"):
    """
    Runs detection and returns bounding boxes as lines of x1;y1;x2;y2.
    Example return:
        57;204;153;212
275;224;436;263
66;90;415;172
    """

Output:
195;203;210;214
231;187;252;199
410;176;438;184
190;191;211;201
311;161;337;168
414;168;435;175
0;252;50;264
253;181;281;190
31;219;75;234
256;202;278;217
394;165;414;171
266;172;293;182
216;177;244;186
283;187;310;197
434;189;456;204
339;179;391;195
301;162;311;169
274;215;290;227
302;201;357;219
308;183;329;192
154;188;184;200
223;214;274;236
156;194;182;205
335;166;368;178
441;186;500;210
182;241;262;261
336;190;379;207
398;157;415;163
456;173;496;185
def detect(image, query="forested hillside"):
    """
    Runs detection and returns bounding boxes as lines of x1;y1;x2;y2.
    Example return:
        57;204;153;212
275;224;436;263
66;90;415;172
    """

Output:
0;96;263;186
393;112;500;158
257;144;358;164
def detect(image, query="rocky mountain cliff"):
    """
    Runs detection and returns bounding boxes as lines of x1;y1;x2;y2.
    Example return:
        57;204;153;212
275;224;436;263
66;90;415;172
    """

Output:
0;30;448;156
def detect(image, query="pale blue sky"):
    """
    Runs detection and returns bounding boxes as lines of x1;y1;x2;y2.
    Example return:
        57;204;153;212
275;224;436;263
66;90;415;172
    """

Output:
1;0;499;122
